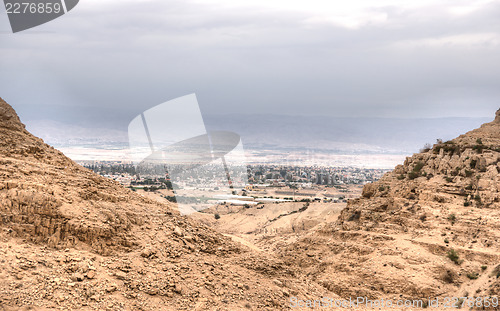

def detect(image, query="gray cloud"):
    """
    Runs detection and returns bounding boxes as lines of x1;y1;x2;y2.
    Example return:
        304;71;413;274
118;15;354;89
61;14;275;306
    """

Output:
0;0;499;129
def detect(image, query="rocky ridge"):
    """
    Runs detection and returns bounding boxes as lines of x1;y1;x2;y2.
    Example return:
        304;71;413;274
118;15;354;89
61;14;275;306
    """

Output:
279;109;500;307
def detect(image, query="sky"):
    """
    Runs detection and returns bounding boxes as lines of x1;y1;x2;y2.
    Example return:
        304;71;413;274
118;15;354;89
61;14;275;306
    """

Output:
1;0;499;129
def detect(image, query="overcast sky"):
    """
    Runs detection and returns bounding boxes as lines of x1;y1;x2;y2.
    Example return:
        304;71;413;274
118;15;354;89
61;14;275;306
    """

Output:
1;0;499;128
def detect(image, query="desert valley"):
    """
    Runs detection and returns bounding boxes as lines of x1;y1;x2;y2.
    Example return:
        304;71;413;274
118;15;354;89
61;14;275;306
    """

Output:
1;97;500;310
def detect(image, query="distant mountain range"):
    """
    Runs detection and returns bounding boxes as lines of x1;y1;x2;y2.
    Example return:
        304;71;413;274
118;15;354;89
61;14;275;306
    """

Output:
204;114;490;154
24;119;129;148
25;115;490;155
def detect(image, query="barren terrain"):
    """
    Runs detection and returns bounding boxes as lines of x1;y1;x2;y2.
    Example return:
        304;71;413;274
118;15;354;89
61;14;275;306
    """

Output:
1;96;499;310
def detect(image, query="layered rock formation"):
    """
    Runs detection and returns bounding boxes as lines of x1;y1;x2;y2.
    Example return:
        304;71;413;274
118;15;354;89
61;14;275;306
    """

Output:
0;97;159;254
0;98;329;310
280;109;500;306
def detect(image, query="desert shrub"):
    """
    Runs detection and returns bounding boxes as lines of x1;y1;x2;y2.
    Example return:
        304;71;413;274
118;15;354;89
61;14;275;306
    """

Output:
442;270;456;283
420;143;432;152
420;214;427;222
433;139;460;154
397;174;405;180
408;171;419;180
165;195;177;203
474;194;481;201
447;249;460;264
298;202;310;212
466;272;479;280
406;162;425;180
421;300;429;308
494;265;500;278
444;238;449;243
463;201;470;207
465;184;473;190
413;161;425;172
470;159;477;168
476;138;483;145
434;196;446;203
473;145;484;153
465;170;473;177
214;213;221;220
378;186;386;192
448;213;457;224
481;265;487;271
443;145;460;154
446;177;454;183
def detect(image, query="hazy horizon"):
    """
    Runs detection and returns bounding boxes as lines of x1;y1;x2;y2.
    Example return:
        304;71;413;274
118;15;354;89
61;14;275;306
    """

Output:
3;0;499;167
21;112;493;168
2;0;500;128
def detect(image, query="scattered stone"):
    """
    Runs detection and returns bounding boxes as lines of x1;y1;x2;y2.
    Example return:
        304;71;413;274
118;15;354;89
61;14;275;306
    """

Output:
173;226;183;237
114;271;127;280
106;284;117;293
72;272;85;282
86;270;96;280
140;247;156;259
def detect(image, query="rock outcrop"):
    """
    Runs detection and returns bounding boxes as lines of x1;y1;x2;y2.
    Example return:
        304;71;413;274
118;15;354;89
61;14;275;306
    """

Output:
0;97;157;254
280;108;500;306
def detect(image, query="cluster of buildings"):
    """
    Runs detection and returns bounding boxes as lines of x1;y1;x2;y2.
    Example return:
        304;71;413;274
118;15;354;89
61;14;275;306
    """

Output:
78;161;388;190
247;165;388;187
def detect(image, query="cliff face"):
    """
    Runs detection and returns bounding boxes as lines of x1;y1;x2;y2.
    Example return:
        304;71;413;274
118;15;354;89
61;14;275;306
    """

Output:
352;108;500;228
0;98;329;310
0;97;159;254
280;108;500;302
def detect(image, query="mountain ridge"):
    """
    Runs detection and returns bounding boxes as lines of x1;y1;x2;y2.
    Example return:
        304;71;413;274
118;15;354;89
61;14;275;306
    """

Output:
279;108;500;303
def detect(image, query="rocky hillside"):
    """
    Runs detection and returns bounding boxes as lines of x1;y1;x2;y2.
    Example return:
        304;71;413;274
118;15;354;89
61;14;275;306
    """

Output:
280;109;500;306
0;97;330;310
